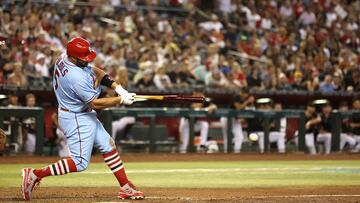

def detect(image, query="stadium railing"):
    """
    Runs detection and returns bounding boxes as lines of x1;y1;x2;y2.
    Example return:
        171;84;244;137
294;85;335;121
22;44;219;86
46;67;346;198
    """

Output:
102;108;306;153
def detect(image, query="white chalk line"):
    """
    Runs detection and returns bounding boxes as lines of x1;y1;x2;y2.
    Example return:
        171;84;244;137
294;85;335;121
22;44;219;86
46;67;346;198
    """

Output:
83;167;360;174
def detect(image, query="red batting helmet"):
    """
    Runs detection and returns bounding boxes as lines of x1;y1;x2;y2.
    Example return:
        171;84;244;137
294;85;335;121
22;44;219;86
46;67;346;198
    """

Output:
66;37;96;62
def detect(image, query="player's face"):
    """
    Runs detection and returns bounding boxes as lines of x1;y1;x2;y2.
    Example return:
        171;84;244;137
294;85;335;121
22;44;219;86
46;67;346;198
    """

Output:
353;100;360;110
322;105;332;114
26;97;35;107
307;106;315;114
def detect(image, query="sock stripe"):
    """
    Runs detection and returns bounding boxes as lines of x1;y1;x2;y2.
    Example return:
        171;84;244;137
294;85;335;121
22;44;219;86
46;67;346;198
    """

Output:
109;160;122;169
112;164;124;173
104;152;118;161
58;161;64;175
105;154;119;164
50;164;55;175
60;159;67;174
110;162;123;171
51;164;57;175
64;159;70;173
106;156;121;165
55;163;60;175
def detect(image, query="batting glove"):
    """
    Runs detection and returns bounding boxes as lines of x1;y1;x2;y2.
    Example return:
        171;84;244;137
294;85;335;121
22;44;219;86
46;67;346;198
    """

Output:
115;85;129;96
120;93;136;105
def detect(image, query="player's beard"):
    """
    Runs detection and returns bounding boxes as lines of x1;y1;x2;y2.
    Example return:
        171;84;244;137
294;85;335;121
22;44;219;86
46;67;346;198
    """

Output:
76;59;88;68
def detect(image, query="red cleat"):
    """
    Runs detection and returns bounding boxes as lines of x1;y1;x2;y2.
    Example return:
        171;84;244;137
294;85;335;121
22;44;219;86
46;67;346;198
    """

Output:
21;168;41;201
118;181;145;200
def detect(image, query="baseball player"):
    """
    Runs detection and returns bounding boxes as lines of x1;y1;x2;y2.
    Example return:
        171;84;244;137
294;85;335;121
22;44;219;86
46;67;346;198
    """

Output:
338;102;357;151
21;37;144;200
349;99;360;152
256;103;286;153
220;89;254;153
294;103;331;154
179;92;217;153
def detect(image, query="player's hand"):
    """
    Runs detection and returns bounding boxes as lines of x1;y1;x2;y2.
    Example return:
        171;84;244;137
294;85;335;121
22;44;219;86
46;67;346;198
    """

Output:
115;85;129;96
120;93;136;105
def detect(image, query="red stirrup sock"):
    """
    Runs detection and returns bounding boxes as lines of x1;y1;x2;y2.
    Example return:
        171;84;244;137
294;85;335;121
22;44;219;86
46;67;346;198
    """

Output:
33;158;77;178
103;150;129;186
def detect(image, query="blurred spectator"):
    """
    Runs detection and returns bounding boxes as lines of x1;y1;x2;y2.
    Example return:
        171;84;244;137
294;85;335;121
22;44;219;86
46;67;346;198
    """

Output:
168;63;191;87
292;71;307;90
205;69;228;88
246;66;263;90
0;0;358;94
115;66;129;88
34;53;49;78
22;94;36;154
136;69;155;88
320;75;335;94
7;63;27;86
153;66;172;90
333;73;344;91
7;93;19;107
298;6;316;26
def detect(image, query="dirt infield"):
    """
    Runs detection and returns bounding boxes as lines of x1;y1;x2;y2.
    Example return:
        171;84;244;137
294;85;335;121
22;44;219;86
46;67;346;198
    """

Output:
1;154;360;202
1;187;360;202
1;153;360;164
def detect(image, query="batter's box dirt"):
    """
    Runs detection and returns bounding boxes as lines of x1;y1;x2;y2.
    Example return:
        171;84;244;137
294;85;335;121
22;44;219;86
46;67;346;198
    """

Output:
1;187;360;203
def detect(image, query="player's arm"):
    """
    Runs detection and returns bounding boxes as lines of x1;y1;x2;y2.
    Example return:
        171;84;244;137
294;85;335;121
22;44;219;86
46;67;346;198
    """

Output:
89;97;122;110
305;116;321;129
234;96;255;110
92;66;113;88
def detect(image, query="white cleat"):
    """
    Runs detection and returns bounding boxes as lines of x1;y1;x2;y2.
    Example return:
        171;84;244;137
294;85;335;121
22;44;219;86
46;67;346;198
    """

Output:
21;168;41;201
118;181;145;200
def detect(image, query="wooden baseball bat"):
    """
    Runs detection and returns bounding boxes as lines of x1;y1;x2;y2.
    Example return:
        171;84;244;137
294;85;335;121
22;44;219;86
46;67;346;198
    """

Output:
134;95;204;103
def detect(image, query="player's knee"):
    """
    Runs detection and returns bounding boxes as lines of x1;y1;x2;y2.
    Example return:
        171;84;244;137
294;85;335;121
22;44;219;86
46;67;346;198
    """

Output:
98;137;116;154
202;122;209;129
73;157;89;172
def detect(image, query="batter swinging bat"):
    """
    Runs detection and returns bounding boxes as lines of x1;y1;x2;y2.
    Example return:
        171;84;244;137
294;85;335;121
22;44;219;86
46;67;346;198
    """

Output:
134;95;204;103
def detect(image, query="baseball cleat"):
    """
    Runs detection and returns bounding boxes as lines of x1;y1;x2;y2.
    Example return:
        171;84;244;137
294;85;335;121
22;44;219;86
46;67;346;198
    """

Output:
118;181;145;200
21;168;41;201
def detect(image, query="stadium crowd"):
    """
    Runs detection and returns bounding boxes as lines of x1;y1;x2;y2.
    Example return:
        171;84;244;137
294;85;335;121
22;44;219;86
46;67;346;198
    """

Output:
0;0;359;93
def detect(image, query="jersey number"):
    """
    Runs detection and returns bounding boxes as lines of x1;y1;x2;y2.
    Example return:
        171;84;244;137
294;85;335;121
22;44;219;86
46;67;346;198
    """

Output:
54;58;68;90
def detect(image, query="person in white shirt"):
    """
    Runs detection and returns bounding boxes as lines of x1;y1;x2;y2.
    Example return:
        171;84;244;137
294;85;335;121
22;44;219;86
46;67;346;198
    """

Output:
153;66;173;90
199;14;223;32
34;53;49;78
298;6;316;26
